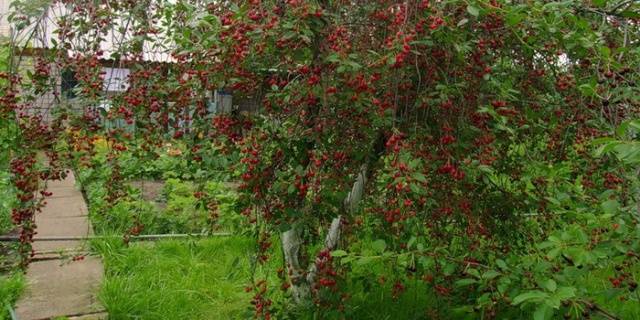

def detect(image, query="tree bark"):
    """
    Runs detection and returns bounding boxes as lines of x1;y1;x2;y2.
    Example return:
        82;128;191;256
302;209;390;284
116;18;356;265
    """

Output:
282;163;369;304
282;227;312;304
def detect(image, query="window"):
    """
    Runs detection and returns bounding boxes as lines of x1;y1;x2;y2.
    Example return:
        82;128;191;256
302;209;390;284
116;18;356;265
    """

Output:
61;68;78;99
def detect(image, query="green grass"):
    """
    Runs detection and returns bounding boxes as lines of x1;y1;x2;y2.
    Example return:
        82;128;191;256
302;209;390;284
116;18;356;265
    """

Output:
0;171;15;234
92;236;276;320
581;265;640;319
0;170;22;320
0;272;24;320
90;233;447;319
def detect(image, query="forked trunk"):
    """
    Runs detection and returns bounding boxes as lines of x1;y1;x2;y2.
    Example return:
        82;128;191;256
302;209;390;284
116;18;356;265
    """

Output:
282;164;368;304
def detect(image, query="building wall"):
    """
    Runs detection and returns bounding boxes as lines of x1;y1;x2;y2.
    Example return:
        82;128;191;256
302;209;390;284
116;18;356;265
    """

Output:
6;1;263;124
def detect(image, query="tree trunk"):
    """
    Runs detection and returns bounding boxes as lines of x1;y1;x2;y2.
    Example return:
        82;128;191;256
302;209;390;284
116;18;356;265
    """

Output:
282;226;312;304
281;163;369;304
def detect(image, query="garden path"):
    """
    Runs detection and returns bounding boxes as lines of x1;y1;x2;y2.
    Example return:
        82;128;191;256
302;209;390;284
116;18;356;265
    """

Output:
14;172;106;320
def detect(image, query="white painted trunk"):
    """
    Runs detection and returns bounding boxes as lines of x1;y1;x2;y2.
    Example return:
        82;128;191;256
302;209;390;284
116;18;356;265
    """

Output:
281;227;311;303
344;164;368;212
282;163;369;304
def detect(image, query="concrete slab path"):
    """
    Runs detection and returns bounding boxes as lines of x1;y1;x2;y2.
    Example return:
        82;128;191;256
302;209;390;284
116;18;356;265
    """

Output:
15;172;105;320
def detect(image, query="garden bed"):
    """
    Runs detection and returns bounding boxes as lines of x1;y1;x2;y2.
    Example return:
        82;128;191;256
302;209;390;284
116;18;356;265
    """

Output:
126;180;166;205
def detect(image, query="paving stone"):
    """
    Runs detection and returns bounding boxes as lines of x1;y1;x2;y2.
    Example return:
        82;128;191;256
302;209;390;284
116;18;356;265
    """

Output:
15;173;105;320
34;216;91;239
15;258;104;320
39;197;89;218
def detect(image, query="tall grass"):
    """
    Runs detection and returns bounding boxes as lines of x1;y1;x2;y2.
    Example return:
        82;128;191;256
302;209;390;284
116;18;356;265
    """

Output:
90;234;451;319
92;236;278;320
0;273;24;320
0;171;15;235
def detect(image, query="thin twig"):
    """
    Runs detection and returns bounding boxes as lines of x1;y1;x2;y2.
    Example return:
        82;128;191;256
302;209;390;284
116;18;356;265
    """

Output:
580;299;621;320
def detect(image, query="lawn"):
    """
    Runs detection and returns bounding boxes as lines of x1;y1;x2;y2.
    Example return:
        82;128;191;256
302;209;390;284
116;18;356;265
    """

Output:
0;272;24;320
90;235;447;320
0;169;23;320
92;236;273;320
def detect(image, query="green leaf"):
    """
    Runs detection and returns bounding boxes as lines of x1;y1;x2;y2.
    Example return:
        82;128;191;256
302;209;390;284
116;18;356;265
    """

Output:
595;141;623;157
455;278;478;287
534;304;554;320
512;290;548;305
467;5;480;17
497;277;512;294
347;61;362;70
621;10;640;19
407;236;416;249
409;183;423;195
457;18;469;27
601;199;619;215
357;256;377;265
443;262;456;276
591;137;615;146
371;239;387;253
627;120;640;132
496;259;508;270
284;207;299;218
466;268;481;279
592;0;607;7
544;197;561;206
554;287;576;300
482;270;501;280
578;82;597;97
544;279;557;292
599;45;611;59
341;256;355;264
413;172;427;183
331;250;348;257
616;121;631;137
506;12;524;26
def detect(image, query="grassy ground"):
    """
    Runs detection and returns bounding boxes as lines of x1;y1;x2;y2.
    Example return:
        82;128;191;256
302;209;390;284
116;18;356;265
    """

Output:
584;265;640;319
0;170;23;320
0;273;24;320
91;236;276;320
0;171;15;235
89;234;445;320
